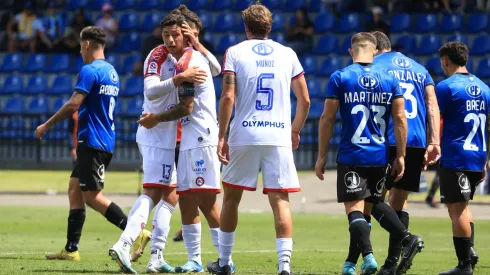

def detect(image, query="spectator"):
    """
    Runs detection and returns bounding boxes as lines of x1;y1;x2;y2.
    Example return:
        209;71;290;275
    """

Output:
476;0;490;11
441;0;468;13
365;6;389;38
7;1;52;53
96;3;118;49
285;7;314;56
42;1;65;51
323;0;367;13
61;9;92;53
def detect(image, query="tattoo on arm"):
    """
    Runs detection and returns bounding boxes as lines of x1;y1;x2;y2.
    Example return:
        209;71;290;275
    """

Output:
157;96;193;122
223;74;236;85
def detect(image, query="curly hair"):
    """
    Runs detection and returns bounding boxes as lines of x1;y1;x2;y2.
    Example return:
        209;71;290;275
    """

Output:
170;4;203;32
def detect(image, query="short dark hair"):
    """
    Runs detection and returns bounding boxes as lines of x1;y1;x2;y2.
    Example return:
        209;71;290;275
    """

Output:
439;41;468;67
160;13;186;29
80;26;107;46
371;31;391;51
351;32;377;48
171;5;203;32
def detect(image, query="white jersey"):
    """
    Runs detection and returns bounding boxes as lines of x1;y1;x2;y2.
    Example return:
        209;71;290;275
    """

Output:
223;39;304;148
136;44;178;149
177;48;218;151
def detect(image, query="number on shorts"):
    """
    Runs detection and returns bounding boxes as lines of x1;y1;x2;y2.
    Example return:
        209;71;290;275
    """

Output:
162;164;172;180
351;104;386;144
108;97;116;130
256;73;274;111
463;113;487;152
400;83;417;119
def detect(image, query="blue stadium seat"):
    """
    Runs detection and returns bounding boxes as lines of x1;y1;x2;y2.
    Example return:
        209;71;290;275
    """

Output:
390;13;410;33
105;53;121;72
476;58;490;78
306;78;323;99
117;33;141;52
1;53;23;72
217;34;239;54
314;12;335;32
234;0;253;11
334;13;361;33
272;13;285;32
425;57;444;76
114;98;123;115
48;75;72;96
27;96;49;114
137;0;159;10
163;0;181;10
197;12;212;31
466;13;489;33
51;96;69;113
114;0;136;10
309;101;324;118
2;117;24;139
466;59;474;73
447;34;468;44
68;56;84;74
314;34;337;54
283;0;306;12
262;0;281;10
308;0;323;12
318;57;343;77
47;54;70;73
214;14;238;32
269;32;285;44
2;74;23;95
119;13;139;31
439;14;462;33
212;0;232;10
88;0;109;10
67;0;89;9
25;75;48;95
123;76;143;97
23;54;47;73
413;14;437;33
125;97;144;115
300;55;317;75
45;120;69;140
140;13;161;31
214;77;222;98
394;35;417;54
3;97;25;114
335;36;351;55
470;35;490;55
187;0;209;10
417;35;442;55
120;54;140;74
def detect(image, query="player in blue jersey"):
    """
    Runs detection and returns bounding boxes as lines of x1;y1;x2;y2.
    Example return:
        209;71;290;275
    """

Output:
35;26;144;261
369;31;441;275
436;42;489;275
315;33;424;275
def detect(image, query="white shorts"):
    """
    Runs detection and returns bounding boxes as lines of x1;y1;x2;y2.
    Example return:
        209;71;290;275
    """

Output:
222;145;300;194
138;144;177;188
177;145;221;194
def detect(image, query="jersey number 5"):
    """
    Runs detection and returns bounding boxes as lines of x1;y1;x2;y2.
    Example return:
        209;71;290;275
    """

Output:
256;73;274;111
108;97;116;131
400;83;417;119
463;113;487;151
351;105;386;144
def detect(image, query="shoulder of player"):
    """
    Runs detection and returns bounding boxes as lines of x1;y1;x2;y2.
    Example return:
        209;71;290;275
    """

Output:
146;44;170;63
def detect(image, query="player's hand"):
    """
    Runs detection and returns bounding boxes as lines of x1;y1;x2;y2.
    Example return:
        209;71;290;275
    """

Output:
391;156;405;182
70;148;77;160
423;144;441;170
315;156;326;180
137;112;159;129
292;130;300;150
34;124;48;139
181;66;207;84
182;22;201;49
217;138;229;165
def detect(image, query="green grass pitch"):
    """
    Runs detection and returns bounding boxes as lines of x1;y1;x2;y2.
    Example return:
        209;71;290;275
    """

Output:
1;206;490;274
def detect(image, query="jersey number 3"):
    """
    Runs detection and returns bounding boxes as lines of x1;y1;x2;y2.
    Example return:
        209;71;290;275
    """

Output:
256;73;274;111
400;83;417;119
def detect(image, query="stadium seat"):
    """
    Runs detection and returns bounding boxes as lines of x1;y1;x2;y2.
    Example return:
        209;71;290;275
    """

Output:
425;57;444;76
390;13;410;33
309;101;324;118
447;34;468;44
116;33;141;52
476;58;490;78
306;78;323;99
125;97;144;116
466;59;474;73
308;0;323;12
47;54;70;73
212;0;233;10
272;13;285;32
1;53;23;72
466;13;489;33
119;13;140;31
217;34;239;54
68;56;84;74
261;0;281;10
439;14;462;33
105;53;121;72
334;13;361;33
140;13;161;31
313;34;337;54
283;0;306;12
234;0;253;11
45;119;69;140
114;98;124;115
470;35;490;55
3;97;25;114
25;75;48;95
67;0;89;9
27;96;49;114
120;54;140;74
23;54;47;73
2;117;24;139
197;12;212;31
213;77;222;98
394;35;417;54
413;14;437;33
417;35;442;55
335;36;351;55
114;0;136;10
214;14;238;32
300;55;317;75
163;0;181;10
123;76;143;97
318;57;343;77
269;32;285;44
187;0;209;10
137;0;159;10
1;74;23;95
51;96;69;113
87;0;108;10
48;75;72;96
314;12;335;32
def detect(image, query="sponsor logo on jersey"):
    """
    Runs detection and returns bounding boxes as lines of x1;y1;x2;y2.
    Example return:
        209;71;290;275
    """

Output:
196;177;205;186
252;43;274;56
392;56;412;69
167;104;176;110
148;62;158;74
458;174;471;193
358;74;380;90
344;171;362;193
194;159;206;175
180;116;191;126
109;69;119;83
465;83;482;99
242;116;285;128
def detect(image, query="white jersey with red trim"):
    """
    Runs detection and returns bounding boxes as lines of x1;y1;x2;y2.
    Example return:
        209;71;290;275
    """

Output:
136;44;179;149
176;48;218;151
222;39;304;148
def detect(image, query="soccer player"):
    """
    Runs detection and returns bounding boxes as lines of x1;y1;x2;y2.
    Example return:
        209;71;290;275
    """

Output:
436;42;488;275
315;32;424;275
370;31;441;275
138;13;222;273
35;26;131;261
209;3;310;275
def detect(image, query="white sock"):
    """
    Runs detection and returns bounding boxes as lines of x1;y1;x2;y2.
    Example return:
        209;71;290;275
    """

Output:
218;230;235;267
151;200;174;251
276;238;292;273
209;227;220;254
183;223;202;264
119;194;154;245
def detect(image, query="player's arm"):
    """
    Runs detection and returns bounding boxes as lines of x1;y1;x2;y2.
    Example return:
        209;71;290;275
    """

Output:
218;73;235;140
392;97;407;158
144;67;206;101
182;22;221;77
423;84;441;168
291;75;311;149
45;91;86;128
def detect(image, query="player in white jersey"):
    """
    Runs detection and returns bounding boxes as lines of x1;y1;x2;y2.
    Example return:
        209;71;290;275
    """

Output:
138;13;222;273
208;4;310;275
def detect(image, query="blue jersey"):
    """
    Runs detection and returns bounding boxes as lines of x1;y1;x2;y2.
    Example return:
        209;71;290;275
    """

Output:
326;63;403;166
374;52;434;148
437;73;490;171
75;59;120;153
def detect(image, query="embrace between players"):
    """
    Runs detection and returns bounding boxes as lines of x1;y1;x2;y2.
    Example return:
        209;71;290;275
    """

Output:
34;3;488;275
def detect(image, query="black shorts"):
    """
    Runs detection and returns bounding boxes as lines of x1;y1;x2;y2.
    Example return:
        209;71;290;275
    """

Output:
175;142;180;168
70;146;113;191
385;146;425;192
337;163;388;203
439;166;484;203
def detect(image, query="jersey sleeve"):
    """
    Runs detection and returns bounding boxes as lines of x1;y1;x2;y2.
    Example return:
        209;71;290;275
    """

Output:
222;47;235;75
74;65;96;94
424;71;435;87
144;46;169;78
435;82;451;114
325;71;341;99
176;49;196;97
290;48;304;80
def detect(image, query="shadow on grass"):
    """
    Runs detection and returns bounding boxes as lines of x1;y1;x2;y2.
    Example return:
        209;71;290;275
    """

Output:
33;270;120;274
